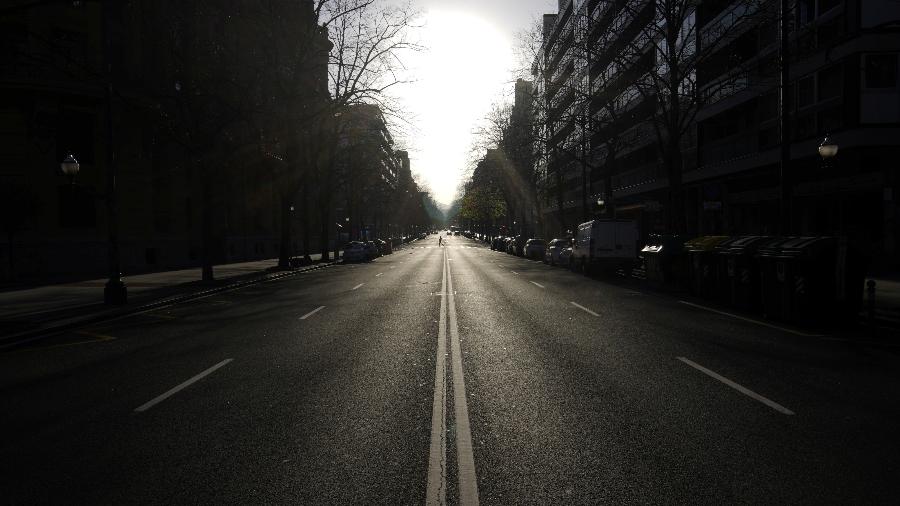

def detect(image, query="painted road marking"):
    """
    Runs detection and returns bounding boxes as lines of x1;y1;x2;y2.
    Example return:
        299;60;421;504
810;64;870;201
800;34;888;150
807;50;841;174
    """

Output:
145;312;178;320
570;301;599;317
678;301;824;337
530;281;545;289
446;248;479;505
376;272;384;277
352;283;364;291
134;358;233;413
676;357;795;415
427;248;479;506
299;306;326;320
511;271;519;275
426;249;450;506
6;331;117;354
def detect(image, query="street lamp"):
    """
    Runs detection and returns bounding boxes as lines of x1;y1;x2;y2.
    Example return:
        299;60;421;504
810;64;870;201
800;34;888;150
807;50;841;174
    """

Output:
818;135;839;159
60;154;80;179
60;153;126;305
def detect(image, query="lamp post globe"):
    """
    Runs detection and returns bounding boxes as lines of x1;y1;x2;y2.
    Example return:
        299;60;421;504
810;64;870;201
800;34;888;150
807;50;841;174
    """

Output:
818;135;838;159
60;154;80;179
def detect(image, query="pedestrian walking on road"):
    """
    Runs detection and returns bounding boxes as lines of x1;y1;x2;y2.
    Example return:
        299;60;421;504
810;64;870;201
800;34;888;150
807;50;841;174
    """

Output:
439;235;443;247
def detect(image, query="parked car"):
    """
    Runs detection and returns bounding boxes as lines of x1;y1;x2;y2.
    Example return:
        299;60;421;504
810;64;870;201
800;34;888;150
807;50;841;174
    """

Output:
342;241;368;262
511;235;528;256
505;237;516;254
558;246;573;266
375;239;392;255
544;238;572;265
523;239;546;260
364;241;380;260
491;236;505;251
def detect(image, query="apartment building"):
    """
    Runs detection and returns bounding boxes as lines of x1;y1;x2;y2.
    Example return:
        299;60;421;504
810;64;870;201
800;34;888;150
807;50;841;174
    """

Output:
535;0;899;269
0;1;330;281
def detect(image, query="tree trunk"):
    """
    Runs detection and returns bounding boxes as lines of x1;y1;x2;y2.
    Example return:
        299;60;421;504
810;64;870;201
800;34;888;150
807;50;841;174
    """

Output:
6;232;14;281
200;169;215;282
301;182;312;262
278;192;293;269
556;167;565;233
604;148;617;218
665;139;684;235
320;192;332;262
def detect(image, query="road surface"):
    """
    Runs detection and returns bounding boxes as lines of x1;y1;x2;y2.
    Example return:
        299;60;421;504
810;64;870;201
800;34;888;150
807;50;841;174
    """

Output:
2;235;899;504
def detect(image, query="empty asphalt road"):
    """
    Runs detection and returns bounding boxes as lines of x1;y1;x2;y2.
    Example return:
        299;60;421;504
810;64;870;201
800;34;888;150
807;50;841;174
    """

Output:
2;235;899;504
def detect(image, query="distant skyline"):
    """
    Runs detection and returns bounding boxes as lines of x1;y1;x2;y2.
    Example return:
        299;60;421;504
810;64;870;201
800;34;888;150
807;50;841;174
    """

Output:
397;0;557;207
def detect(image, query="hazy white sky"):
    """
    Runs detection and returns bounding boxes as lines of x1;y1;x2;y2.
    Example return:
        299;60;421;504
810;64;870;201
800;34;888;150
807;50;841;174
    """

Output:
397;0;557;206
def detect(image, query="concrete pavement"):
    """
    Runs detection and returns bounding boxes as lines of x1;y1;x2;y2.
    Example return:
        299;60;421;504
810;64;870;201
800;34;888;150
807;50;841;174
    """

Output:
1;235;899;504
0;254;341;342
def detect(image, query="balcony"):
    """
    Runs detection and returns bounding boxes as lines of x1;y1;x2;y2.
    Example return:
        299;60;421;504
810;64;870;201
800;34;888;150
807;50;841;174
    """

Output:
611;161;664;192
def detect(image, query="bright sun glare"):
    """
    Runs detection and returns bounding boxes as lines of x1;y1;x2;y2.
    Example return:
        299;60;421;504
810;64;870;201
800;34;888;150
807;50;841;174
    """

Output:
402;10;513;207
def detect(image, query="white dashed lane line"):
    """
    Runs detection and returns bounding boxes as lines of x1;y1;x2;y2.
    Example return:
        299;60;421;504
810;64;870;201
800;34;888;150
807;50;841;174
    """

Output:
677;356;795;415
134;359;233;413
570;301;599;316
352;283;364;291
299;306;326;320
678;301;824;337
530;281;545;289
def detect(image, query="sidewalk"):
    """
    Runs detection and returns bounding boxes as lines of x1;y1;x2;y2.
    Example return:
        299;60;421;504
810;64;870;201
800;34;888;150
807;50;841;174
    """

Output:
0;253;339;344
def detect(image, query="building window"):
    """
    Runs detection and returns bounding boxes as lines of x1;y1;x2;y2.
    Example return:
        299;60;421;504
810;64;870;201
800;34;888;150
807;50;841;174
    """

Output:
864;54;898;89
797;75;815;108
818;65;843;101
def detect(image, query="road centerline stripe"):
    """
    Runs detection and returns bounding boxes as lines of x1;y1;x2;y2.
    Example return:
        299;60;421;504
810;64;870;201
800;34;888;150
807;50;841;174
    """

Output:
134;358;233;413
426;249;450;506
299;306;326;320
446;249;479;505
530;281;545;288
570;301;599;316
676;356;795;415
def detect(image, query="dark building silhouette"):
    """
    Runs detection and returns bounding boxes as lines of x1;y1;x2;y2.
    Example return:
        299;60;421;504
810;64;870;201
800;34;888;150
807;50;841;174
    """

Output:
0;1;330;281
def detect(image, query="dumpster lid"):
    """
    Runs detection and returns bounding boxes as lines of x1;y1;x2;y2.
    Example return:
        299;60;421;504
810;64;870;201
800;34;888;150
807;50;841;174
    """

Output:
723;236;775;253
779;236;837;254
756;237;801;256
684;236;730;251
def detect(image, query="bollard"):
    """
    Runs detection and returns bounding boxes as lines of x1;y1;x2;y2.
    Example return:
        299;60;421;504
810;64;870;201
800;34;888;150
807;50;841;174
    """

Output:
867;279;877;325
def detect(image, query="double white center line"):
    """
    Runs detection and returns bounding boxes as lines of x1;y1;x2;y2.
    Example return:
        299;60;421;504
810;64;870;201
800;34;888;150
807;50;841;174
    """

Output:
427;248;479;505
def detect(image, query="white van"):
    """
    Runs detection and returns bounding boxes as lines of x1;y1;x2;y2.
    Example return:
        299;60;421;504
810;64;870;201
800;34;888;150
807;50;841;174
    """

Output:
571;220;639;273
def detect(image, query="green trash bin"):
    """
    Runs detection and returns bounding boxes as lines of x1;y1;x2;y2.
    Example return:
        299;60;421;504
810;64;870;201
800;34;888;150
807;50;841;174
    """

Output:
684;236;730;298
758;237;798;320
720;236;775;313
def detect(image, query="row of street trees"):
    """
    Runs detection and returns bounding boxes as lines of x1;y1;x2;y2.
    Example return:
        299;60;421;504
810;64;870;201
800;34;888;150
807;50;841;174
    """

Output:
454;0;772;238
141;0;436;277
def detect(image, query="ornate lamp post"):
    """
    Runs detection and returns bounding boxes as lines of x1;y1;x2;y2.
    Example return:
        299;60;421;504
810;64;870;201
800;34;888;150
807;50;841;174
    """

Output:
60;153;126;305
818;135;839;160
